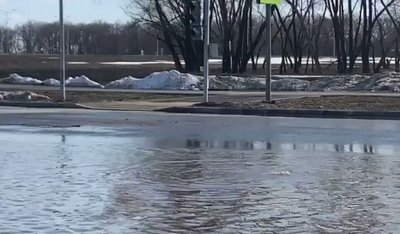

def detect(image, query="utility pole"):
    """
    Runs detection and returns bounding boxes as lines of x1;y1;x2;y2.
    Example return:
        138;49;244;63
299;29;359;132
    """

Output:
59;0;66;101
265;5;272;102
203;0;210;103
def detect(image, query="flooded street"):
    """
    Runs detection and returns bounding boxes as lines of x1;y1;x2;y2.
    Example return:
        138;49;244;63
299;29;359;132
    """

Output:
1;109;400;233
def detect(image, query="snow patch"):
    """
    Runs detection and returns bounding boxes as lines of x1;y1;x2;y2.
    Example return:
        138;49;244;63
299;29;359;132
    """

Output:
0;91;51;102
66;75;104;88
0;73;42;85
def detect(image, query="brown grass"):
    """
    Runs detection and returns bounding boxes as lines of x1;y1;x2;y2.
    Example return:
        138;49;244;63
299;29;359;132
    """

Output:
196;96;400;112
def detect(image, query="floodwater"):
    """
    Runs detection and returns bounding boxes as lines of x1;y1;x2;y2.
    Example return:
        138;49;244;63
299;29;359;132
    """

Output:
1;118;400;233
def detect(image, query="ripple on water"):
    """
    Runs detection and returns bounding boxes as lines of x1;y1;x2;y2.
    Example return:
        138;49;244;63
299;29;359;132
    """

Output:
0;129;399;233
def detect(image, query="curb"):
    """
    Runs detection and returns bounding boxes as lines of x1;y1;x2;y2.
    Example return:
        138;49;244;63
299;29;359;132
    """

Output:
161;107;400;120
0;101;92;109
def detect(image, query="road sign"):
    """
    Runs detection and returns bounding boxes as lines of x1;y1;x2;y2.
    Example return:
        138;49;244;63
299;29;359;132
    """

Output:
257;0;282;5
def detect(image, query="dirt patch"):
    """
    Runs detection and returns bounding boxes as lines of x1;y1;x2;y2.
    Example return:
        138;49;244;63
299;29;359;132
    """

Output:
29;90;201;103
195;96;400;112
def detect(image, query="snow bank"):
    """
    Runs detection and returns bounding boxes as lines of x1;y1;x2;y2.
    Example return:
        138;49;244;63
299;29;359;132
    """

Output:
66;75;104;88
0;73;42;85
105;70;268;90
4;71;400;92
0;73;103;88
105;70;200;90
41;78;61;86
0;91;51;102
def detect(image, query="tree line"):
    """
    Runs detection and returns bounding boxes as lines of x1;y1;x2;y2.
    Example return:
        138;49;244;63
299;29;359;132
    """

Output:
0;22;162;56
130;0;400;74
1;0;400;74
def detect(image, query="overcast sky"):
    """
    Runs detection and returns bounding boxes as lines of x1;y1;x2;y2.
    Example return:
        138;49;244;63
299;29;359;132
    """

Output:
0;0;131;27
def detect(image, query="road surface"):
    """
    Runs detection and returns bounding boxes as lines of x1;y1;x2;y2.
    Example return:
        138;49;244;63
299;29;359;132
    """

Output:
1;107;400;233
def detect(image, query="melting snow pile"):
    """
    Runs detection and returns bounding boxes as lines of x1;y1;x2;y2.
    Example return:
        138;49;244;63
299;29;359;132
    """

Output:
66;75;104;88
369;72;400;92
106;70;200;90
0;73;42;85
309;72;400;92
208;76;265;90
105;76;139;89
41;78;61;86
0;91;51;102
272;79;310;91
309;75;369;91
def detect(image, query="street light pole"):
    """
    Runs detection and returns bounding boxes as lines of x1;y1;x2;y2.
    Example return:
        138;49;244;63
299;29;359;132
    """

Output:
265;5;272;102
59;0;66;101
203;0;210;103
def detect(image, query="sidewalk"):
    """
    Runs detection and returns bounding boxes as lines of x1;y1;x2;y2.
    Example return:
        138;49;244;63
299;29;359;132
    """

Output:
80;101;194;111
161;106;400;120
3;93;400;120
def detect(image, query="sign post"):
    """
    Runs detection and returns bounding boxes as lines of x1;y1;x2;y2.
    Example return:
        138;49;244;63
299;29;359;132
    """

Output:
59;0;66;102
265;4;272;102
203;0;210;103
257;0;282;102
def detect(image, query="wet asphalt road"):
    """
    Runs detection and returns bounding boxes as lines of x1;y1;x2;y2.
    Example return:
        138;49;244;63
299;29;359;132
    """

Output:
1;107;400;233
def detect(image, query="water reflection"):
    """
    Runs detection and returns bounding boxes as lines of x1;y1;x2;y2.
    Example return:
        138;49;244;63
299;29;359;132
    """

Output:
314;149;384;233
185;139;382;155
102;137;400;233
2;129;400;233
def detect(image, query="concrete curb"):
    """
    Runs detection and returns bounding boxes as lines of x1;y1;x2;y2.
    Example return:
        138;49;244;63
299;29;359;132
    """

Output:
0;101;91;109
161;106;400;120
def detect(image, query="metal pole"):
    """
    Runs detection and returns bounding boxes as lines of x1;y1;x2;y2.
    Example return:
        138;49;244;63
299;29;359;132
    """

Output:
265;5;272;102
203;0;210;103
59;0;66;101
67;27;70;55
156;38;159;56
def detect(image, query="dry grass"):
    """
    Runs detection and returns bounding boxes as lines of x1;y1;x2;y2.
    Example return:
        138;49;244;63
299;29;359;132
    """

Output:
196;96;400;112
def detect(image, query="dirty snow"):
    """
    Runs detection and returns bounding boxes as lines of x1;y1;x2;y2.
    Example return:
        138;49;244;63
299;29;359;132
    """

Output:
308;72;400;92
272;79;310;91
0;73;42;85
66;75;104;88
0;91;51;102
208;76;265;90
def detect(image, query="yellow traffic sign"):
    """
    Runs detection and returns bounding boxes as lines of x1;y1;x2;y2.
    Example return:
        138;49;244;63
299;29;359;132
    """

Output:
257;0;283;5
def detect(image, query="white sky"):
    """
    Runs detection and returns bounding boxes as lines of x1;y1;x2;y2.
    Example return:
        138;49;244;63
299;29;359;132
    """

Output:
0;0;131;27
